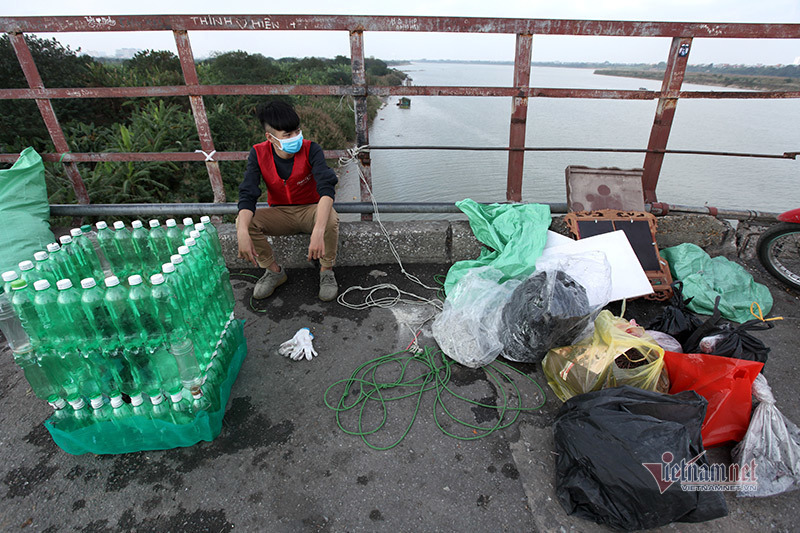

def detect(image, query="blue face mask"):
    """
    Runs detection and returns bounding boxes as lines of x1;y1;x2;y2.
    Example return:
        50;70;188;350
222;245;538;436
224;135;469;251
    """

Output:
272;131;303;154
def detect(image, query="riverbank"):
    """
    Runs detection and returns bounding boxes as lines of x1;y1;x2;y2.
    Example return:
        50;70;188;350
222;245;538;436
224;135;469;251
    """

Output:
595;68;800;91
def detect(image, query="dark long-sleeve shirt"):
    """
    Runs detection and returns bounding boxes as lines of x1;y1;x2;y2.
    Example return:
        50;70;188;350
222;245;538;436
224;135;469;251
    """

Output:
237;142;337;213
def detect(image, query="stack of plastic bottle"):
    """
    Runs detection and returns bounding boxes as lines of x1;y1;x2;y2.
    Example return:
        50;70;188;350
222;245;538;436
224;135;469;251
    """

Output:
0;216;247;455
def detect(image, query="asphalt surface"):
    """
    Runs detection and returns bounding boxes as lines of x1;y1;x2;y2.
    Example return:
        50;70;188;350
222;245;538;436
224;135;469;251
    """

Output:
0;257;798;533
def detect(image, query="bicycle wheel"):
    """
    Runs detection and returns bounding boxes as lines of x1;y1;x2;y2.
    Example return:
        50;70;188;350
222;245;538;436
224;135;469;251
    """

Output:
757;222;800;291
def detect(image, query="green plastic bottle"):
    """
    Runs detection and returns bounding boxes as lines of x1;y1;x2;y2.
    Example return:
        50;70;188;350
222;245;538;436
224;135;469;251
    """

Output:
147;219;172;266
181;217;195;239
103;276;142;347
59;235;92;283
67;395;93;429
131;220;159;276
96;221;125;277
180;242;225;328
54;279;102;400
149;273;188;344
168;387;194;425
2;270;20;296
199;216;225;269
149;391;174;423
127;274;164;346
130;392;149;418
109;394;135;444
69;228;104;282
48;396;74;431
164;219;184;255
113;222;140;277
89;395;113;423
18;260;40;287
13;345;62;400
46;242;79;285
32;251;59;288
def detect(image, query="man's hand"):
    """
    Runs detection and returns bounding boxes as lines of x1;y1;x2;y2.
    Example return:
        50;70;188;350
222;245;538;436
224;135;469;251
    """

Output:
237;231;259;266
308;227;325;261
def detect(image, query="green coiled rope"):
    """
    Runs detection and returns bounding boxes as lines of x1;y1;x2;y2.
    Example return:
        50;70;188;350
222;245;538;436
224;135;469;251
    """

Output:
323;347;546;450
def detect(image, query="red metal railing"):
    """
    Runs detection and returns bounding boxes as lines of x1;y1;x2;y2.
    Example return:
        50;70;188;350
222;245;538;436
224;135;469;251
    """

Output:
1;14;799;211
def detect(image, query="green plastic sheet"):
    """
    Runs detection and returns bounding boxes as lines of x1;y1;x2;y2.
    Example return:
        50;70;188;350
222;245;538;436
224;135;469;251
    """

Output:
45;320;248;455
444;200;551;295
661;243;772;323
0;148;55;274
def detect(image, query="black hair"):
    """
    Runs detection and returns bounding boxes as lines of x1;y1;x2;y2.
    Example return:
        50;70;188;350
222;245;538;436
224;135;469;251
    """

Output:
256;100;301;132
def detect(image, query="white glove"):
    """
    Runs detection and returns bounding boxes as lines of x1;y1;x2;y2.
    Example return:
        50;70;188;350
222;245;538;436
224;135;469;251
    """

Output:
279;328;318;361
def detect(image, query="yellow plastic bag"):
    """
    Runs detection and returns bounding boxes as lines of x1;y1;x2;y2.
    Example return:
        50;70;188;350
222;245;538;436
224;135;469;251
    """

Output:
542;310;667;402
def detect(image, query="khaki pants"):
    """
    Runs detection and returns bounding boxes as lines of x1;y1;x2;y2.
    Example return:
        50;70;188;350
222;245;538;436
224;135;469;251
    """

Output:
238;204;339;269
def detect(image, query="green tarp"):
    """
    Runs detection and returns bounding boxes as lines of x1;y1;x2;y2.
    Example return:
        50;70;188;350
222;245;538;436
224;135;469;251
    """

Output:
0;148;55;274
444;200;551;294
661;243;773;323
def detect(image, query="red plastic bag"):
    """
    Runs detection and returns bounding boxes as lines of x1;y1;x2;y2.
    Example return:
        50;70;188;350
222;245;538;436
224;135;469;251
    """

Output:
663;351;763;447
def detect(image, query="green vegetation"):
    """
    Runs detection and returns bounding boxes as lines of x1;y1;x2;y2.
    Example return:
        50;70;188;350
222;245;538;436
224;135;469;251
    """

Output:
593;64;800;91
0;35;406;205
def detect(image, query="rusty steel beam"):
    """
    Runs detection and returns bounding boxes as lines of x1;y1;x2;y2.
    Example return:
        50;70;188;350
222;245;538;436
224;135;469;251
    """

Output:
507;34;533;203
4;84;799;101
174;30;225;204
8;32;90;206
350;30;373;222
641;37;693;203
0;150;347;163
1;15;799;39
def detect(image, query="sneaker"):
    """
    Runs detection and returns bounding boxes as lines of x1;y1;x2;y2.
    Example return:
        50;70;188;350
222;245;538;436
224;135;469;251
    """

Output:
319;270;338;302
253;267;287;299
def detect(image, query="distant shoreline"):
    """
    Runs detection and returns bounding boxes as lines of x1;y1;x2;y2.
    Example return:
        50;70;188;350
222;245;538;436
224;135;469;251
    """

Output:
594;68;800;91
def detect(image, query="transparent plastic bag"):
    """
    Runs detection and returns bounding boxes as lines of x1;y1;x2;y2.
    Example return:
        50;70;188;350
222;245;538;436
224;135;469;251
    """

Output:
542;310;667;402
732;374;800;497
646;329;683;353
432;267;520;368
499;254;611;364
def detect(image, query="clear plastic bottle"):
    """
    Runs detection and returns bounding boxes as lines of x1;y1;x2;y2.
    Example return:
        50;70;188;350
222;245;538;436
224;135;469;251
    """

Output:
2;270;20;296
131;220;159;276
191;389;212;413
70;228;105;281
12;345;62;400
97;221;125;276
147;219;172;266
0;290;31;352
168;387;194;425
164;219;184;255
149;273;188;343
33;251;59;288
182;217;195;238
168;337;204;396
113;221;140;277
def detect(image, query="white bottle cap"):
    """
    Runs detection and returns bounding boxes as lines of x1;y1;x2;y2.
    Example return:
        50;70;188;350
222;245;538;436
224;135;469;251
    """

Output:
33;251;48;261
170;254;183;264
150;273;165;285
70;228;82;237
128;274;143;286
130;393;144;407
200;216;211;224
196;223;206;232
166;218;177;227
178;246;189;255
80;278;96;289
149;219;160;228
110;395;124;408
49;397;67;410
131;220;143;229
56;279;73;290
150;393;164;405
185;238;196;247
18;260;34;271
162;263;176;273
113;221;125;230
96;221;108;230
183;217;194;226
69;397;86;410
104;276;120;287
170;391;184;403
33;279;51;291
46;243;60;253
90;396;104;409
2;270;19;282
59;235;73;245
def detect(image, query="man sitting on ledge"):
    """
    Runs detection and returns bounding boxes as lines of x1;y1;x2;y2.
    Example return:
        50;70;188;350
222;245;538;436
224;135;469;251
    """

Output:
236;100;340;302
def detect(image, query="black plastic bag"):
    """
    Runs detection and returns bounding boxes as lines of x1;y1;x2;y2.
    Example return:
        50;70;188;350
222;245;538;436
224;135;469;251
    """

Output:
647;282;705;346
698;319;772;365
499;269;594;363
554;386;728;531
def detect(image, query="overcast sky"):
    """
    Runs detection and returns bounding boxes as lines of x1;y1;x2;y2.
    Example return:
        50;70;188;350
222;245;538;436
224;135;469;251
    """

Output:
5;0;800;65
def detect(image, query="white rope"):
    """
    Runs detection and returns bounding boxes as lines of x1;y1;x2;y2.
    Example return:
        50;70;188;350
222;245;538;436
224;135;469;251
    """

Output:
335;145;443;352
195;149;217;162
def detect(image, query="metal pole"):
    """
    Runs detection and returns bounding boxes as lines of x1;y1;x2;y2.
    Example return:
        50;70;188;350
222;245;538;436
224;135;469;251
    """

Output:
507;33;533;203
350;29;373;221
174;30;226;204
641;36;693;203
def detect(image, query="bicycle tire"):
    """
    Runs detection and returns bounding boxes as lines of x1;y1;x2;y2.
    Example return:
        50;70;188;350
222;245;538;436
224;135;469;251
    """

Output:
757;222;800;291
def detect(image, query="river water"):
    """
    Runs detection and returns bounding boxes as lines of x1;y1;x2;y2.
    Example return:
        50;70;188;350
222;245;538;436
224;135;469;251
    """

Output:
356;62;799;218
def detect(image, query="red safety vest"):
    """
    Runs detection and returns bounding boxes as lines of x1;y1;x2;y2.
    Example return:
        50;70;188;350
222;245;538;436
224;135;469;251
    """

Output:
253;140;321;206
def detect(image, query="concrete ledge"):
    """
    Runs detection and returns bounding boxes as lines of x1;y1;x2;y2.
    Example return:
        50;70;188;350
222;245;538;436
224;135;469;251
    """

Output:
216;213;739;269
